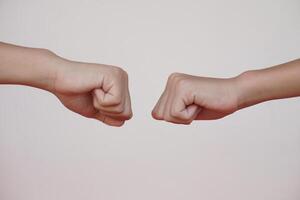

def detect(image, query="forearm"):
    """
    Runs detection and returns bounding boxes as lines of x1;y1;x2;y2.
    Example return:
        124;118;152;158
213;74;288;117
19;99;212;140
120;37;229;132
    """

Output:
0;42;58;91
236;59;300;109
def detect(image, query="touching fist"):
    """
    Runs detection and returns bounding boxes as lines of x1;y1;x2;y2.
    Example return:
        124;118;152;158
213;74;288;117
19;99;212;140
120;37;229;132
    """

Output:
52;57;132;127
152;73;240;124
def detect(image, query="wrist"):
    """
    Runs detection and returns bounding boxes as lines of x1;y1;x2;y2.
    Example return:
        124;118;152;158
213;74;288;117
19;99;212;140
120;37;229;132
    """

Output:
235;70;264;110
31;48;62;92
0;45;61;92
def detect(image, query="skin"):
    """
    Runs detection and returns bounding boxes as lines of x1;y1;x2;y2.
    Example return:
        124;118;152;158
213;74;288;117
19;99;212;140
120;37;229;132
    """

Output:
152;59;300;124
0;42;132;127
1;42;299;126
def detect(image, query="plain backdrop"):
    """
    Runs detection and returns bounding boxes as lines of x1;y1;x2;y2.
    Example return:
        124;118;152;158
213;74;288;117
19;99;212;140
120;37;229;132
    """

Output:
0;0;300;199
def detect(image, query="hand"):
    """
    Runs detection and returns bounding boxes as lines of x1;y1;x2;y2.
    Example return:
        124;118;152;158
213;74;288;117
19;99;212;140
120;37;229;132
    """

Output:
0;42;132;127
1;42;299;127
52;57;133;127
152;73;239;124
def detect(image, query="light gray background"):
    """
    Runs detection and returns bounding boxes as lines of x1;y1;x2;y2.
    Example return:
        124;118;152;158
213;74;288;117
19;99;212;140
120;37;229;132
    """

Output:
0;0;300;199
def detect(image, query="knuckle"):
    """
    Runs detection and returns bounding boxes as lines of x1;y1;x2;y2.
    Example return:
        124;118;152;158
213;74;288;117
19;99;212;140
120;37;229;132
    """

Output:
123;111;133;120
111;66;124;77
152;110;162;120
111;66;128;78
170;72;182;78
102;93;122;106
122;69;129;78
170;108;180;118
101;98;121;107
167;73;190;90
168;72;182;83
99;103;124;114
128;111;133;119
175;78;189;90
93;98;100;110
112;105;125;114
170;109;188;121
164;114;178;123
110;67;129;87
112;95;123;105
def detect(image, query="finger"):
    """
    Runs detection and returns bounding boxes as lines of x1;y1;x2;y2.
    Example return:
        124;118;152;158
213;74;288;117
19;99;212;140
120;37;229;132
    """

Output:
93;74;132;120
123;75;133;119
163;74;201;124
153;73;183;120
98;85;133;120
93;86;123;107
94;112;125;127
164;106;200;125
170;91;202;122
123;84;133;119
99;70;127;107
162;75;179;122
93;89;126;114
171;101;201;122
151;89;168;120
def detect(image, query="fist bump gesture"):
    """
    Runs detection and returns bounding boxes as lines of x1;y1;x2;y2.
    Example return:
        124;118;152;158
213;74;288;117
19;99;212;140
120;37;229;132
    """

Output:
1;42;300;126
152;73;239;124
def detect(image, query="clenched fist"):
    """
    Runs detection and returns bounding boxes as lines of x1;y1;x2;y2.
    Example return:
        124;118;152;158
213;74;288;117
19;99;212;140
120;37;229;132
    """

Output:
152;59;300;125
1;42;300;127
53;59;133;127
152;73;239;124
0;42;132;127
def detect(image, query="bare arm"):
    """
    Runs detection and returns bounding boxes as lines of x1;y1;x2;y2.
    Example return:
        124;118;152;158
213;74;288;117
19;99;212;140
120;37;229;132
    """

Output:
152;59;300;124
0;42;57;91
237;59;300;109
0;42;132;126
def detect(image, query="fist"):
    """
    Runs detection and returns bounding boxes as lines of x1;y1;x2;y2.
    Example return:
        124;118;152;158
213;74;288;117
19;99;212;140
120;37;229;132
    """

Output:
152;73;239;124
52;58;132;127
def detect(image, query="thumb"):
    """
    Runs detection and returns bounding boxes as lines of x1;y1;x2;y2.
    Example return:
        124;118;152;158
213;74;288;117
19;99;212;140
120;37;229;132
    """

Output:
93;88;122;107
185;104;202;120
171;96;202;122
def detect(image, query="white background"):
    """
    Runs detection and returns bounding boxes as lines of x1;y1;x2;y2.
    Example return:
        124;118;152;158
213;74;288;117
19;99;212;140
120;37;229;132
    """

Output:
0;0;300;199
